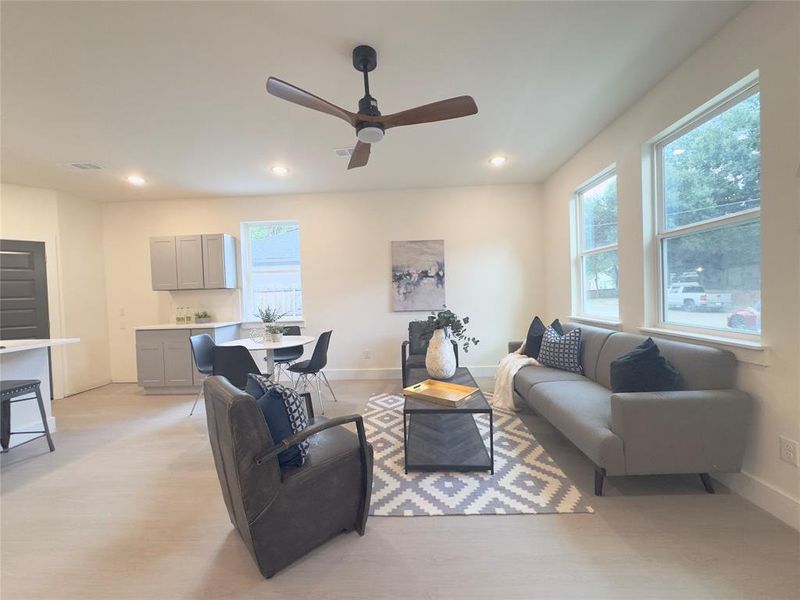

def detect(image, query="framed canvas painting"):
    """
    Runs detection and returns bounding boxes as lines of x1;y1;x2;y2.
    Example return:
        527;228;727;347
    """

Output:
391;240;445;311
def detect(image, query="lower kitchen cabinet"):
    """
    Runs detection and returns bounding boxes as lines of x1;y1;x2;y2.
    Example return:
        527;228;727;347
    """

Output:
135;324;240;393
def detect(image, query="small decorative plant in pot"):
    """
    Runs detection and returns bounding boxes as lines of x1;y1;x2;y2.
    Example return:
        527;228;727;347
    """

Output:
194;310;212;324
254;306;288;343
420;308;479;379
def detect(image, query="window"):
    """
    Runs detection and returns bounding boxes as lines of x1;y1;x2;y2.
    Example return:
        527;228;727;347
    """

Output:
655;83;760;336
574;169;619;320
241;221;303;321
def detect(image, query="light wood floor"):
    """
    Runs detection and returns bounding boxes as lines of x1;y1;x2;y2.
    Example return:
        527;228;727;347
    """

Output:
1;380;798;599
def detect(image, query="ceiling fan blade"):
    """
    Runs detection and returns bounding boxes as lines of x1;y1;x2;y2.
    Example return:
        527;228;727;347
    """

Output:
382;96;478;129
347;141;371;169
266;77;357;126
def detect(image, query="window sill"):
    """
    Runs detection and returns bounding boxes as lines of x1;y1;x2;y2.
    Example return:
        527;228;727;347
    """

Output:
639;326;767;366
240;320;305;329
569;316;622;329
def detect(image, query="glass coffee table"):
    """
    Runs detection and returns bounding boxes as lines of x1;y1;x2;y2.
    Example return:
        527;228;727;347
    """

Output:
403;367;494;474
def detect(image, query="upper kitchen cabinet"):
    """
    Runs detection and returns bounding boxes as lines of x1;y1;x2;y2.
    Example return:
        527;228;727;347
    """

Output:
202;234;237;289
150;237;178;290
149;234;238;290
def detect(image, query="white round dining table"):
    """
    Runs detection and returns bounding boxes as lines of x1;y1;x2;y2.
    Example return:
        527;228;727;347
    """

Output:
219;335;315;374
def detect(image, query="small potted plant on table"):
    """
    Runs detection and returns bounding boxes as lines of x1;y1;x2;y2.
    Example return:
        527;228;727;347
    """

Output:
194;310;213;324
420;308;479;379
254;306;288;343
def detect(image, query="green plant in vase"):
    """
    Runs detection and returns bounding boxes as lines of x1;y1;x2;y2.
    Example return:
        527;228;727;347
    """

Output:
420;308;479;379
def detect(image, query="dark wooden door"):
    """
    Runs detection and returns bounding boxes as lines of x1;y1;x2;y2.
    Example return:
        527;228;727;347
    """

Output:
0;240;50;339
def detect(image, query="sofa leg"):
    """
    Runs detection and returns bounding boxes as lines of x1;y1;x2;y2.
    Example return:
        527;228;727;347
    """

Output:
594;468;606;496
699;473;715;494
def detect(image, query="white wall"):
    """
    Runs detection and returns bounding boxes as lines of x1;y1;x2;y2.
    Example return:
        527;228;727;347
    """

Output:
541;2;799;528
101;184;543;382
0;184;112;396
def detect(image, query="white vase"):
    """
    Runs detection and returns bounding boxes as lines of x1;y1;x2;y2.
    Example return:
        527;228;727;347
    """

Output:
271;332;283;343
425;328;457;379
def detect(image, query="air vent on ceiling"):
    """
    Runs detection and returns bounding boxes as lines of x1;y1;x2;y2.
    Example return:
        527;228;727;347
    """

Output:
62;162;102;170
334;147;354;158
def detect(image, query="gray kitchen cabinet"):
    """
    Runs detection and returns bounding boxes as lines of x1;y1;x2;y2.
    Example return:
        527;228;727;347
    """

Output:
137;324;241;393
176;235;205;289
149;234;237;291
149;237;178;290
136;333;165;387
202;234;237;289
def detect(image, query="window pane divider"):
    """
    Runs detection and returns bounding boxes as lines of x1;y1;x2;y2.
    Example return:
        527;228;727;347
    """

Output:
659;207;761;238
581;242;618;256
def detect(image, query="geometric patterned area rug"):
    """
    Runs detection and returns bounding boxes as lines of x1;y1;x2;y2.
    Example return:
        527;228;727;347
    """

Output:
364;394;594;516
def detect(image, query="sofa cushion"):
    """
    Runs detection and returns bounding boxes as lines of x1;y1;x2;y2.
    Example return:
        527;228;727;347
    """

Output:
610;338;681;393
523;316;562;359
246;374;310;468
596;332;736;390
529;380;625;475
513;364;585;398
537;327;583;374
563;322;615;382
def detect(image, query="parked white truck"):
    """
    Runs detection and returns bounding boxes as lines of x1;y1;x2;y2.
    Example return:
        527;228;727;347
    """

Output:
667;284;732;312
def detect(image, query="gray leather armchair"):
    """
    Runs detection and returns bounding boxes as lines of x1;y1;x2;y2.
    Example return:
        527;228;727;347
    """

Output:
401;321;459;387
203;376;373;578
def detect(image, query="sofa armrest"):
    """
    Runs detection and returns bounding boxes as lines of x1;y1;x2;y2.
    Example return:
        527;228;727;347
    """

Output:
508;341;523;354
610;389;750;475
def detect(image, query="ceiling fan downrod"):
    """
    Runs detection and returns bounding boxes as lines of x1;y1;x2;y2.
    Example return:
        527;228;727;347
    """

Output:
352;45;384;143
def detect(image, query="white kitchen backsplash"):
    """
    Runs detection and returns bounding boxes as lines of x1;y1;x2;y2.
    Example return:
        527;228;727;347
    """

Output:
158;288;242;324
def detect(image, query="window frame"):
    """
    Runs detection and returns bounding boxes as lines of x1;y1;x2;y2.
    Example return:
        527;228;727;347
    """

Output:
572;166;620;322
653;81;761;340
240;219;304;324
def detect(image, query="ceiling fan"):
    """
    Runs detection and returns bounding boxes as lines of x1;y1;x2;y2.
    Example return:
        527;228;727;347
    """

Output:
266;45;478;170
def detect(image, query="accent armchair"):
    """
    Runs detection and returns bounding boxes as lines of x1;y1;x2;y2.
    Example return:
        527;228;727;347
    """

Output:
203;376;373;578
401;320;459;387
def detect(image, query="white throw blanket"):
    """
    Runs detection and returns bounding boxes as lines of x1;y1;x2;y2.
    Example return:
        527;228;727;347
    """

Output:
492;341;539;411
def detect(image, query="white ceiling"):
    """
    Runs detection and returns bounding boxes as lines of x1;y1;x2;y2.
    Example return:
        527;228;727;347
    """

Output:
0;1;747;202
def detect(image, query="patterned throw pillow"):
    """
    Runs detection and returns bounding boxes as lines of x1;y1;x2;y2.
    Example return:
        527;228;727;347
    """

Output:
537;326;583;374
247;374;310;468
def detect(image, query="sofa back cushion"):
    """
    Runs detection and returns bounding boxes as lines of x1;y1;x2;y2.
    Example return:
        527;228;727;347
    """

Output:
595;332;736;390
563;322;614;382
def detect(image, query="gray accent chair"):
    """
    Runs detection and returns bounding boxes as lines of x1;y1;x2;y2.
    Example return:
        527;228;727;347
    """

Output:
401;321;459;387
203;376;373;578
510;323;750;495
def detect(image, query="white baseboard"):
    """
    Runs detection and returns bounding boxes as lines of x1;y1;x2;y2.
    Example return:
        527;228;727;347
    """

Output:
714;470;800;531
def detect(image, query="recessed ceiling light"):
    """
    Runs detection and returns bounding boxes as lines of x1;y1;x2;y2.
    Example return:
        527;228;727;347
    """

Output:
489;155;507;167
271;165;289;176
127;175;146;186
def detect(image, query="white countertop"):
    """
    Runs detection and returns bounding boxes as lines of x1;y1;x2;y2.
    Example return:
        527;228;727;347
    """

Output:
0;338;81;355
134;321;241;331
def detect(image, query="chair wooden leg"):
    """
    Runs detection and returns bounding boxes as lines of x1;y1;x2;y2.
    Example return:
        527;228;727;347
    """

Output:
699;473;715;494
594;467;606;496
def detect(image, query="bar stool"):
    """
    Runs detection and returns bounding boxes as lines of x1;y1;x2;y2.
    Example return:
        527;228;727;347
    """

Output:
0;380;55;453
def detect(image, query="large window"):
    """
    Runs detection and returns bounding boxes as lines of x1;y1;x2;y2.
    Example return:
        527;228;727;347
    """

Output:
574;169;619;320
241;221;303;321
655;83;761;336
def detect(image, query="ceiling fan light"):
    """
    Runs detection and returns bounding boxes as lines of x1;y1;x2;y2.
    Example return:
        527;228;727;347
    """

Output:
356;125;384;144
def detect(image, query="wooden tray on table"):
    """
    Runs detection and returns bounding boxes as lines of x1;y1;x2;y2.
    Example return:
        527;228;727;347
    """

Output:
402;378;480;408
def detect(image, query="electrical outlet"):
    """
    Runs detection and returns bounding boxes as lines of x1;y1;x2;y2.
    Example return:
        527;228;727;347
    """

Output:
362;349;372;360
779;436;799;467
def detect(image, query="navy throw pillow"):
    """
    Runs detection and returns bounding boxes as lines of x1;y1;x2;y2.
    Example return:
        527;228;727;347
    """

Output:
609;338;682;393
246;374;310;468
537;326;583;374
524;317;563;359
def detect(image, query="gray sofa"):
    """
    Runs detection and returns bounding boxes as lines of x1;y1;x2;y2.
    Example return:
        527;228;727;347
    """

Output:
511;323;750;495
